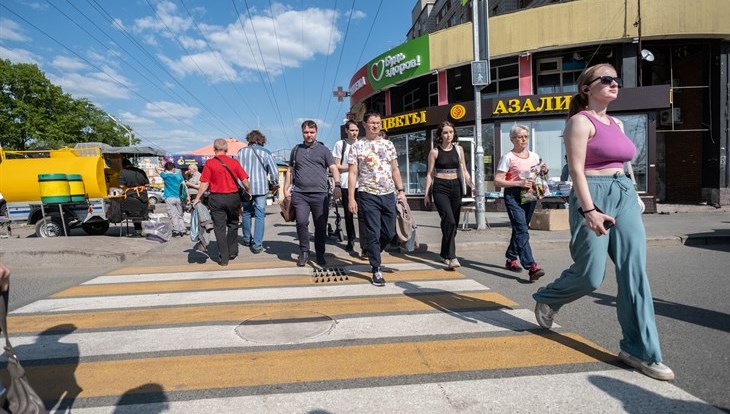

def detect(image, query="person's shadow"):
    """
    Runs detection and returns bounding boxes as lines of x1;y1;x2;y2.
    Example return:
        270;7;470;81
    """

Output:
113;383;169;413
11;324;82;412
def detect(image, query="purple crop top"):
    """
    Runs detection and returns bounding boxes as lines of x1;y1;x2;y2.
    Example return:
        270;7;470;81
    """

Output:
581;111;636;170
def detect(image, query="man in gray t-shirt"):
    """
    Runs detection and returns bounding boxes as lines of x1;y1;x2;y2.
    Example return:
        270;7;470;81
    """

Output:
284;120;341;267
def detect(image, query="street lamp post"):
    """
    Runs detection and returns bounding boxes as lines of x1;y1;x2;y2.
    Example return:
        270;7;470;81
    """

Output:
107;114;132;146
472;0;490;230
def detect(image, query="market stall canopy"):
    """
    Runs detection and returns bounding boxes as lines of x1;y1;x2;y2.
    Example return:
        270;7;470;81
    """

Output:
189;138;247;156
74;142;165;157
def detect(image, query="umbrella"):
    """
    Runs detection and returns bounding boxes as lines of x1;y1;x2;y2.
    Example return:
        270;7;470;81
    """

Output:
189;138;247;156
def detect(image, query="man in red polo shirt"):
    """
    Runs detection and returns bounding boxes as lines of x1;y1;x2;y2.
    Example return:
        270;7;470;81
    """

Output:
193;139;250;266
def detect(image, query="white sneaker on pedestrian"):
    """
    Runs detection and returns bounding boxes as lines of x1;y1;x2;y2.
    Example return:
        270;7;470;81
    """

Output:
449;257;461;269
618;351;675;381
534;301;557;329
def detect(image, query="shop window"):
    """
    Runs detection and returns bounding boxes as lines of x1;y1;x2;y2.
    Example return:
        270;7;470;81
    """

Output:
482;61;519;98
616;114;648;192
391;132;427;194
536;57;586;94
402;87;421;112
498;119;565;179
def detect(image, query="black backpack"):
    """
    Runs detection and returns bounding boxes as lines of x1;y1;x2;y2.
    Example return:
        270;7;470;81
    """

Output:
107;198;123;224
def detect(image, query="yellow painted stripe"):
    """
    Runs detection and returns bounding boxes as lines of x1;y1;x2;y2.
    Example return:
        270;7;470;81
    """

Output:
9;292;515;334
51;270;463;298
106;256;411;275
20;333;614;399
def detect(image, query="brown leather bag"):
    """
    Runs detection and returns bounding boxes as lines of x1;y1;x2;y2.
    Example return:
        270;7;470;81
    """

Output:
279;197;295;222
0;291;47;414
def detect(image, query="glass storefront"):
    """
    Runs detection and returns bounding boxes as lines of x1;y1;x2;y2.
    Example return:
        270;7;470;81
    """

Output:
390;131;428;195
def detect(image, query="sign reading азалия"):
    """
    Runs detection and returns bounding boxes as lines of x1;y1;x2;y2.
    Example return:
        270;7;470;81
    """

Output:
367;36;430;91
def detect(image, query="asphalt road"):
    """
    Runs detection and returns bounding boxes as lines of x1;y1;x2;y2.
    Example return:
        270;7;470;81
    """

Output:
456;242;730;412
6;241;729;412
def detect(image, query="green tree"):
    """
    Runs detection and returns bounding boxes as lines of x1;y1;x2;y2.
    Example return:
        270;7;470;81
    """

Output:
0;59;134;150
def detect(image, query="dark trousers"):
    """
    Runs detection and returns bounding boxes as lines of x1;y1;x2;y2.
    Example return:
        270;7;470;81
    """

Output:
432;178;461;260
503;187;537;268
208;193;241;264
356;191;396;271
292;191;329;255
340;188;357;243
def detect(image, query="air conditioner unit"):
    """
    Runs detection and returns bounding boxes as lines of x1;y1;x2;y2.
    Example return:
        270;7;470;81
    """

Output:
660;107;682;126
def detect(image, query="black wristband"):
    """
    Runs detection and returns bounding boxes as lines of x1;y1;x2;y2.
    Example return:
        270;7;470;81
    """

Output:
579;208;596;217
397;189;404;192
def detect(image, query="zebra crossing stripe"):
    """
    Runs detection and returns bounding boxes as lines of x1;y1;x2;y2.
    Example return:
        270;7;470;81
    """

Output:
24;333;612;400
8;291;516;334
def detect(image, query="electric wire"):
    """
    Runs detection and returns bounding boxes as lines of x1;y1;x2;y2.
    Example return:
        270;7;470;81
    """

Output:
178;0;258;129
240;0;290;145
85;0;235;138
142;0;245;134
315;0;339;120
231;0;290;146
267;0;296;130
0;3;193;152
320;0;356;143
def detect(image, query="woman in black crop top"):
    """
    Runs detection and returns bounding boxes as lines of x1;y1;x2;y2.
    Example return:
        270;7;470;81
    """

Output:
424;121;474;270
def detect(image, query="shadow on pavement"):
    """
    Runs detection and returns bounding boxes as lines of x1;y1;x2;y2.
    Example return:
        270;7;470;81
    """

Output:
112;383;169;413
459;258;535;284
588;291;730;334
588;374;725;413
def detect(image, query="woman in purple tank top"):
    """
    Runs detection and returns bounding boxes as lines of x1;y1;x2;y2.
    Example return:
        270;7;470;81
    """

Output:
532;64;674;381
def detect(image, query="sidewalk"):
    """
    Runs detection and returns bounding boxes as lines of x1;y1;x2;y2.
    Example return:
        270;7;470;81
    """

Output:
1;204;728;269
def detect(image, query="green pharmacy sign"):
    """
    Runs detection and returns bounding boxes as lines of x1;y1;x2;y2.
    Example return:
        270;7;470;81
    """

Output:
367;36;430;91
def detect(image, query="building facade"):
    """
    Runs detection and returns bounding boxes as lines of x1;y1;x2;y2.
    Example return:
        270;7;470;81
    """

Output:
347;0;730;210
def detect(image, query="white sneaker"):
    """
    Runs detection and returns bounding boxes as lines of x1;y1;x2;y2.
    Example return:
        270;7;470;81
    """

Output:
448;257;461;269
534;301;557;329
618;351;675;381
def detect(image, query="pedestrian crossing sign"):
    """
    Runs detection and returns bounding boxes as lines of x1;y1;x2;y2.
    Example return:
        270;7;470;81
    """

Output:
472;60;490;86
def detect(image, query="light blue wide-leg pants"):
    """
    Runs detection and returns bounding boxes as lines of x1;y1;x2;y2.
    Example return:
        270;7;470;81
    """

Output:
533;174;663;363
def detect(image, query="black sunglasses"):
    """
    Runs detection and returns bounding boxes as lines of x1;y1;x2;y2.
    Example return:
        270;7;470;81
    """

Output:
587;75;623;88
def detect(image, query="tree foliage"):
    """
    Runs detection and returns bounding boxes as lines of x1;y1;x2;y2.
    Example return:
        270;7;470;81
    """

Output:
0;59;136;150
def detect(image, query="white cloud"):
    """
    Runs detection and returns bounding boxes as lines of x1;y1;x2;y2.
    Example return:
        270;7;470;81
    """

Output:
143;101;200;120
154;4;341;83
351;10;367;20
134;1;192;34
51;56;88;72
159;51;240;82
136;127;211;153
295;117;330;130
179;35;206;50
0;46;41;65
49;66;133;100
0;18;30;42
118;111;155;126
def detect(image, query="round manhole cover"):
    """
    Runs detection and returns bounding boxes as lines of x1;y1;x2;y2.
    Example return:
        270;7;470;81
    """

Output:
235;311;335;345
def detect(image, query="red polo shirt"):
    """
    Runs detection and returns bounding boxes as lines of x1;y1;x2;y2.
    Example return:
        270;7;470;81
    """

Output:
200;155;248;193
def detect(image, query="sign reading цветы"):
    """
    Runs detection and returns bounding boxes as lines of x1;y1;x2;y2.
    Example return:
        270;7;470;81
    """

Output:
367;36;430;90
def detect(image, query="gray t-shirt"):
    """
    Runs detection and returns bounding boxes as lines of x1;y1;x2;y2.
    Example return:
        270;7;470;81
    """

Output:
290;142;334;193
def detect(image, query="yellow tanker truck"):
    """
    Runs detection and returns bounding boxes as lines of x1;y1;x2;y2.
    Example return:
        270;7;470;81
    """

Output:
0;145;163;237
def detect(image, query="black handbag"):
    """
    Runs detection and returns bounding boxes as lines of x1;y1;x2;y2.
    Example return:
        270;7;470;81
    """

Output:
0;291;47;414
214;158;251;202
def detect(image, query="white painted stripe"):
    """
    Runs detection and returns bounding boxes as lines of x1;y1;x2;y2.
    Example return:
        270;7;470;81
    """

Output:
65;370;722;414
85;262;442;285
11;309;541;360
13;279;488;314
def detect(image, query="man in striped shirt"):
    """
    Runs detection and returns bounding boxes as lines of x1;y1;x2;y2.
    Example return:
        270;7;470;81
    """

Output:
237;130;279;254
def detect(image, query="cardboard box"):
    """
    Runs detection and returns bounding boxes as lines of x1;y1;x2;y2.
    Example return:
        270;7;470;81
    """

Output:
530;209;569;231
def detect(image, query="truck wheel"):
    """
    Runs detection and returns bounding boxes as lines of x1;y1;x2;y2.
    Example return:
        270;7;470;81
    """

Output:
82;221;110;235
35;217;64;238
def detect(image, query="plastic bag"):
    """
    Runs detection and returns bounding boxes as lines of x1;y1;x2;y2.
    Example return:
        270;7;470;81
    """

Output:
141;218;171;243
520;161;551;204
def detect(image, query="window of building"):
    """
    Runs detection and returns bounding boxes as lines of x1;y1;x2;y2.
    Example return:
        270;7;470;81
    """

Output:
449;15;457;27
482;60;519;98
536;57;586;95
390;131;428;194
616;114;648;192
428;80;438;106
402;87;420;112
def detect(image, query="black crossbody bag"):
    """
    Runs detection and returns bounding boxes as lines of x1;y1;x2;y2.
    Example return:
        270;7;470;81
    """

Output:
214;157;251;202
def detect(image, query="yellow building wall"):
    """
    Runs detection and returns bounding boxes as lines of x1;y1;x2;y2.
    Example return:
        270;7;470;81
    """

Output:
431;0;729;62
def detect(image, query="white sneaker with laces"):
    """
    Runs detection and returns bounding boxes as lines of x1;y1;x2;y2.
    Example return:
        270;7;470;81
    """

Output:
618;351;675;381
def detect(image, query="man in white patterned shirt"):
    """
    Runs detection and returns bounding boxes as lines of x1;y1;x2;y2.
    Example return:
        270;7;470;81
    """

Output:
348;112;407;286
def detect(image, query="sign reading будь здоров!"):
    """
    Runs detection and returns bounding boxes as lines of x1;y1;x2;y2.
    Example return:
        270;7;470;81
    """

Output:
367;36;430;91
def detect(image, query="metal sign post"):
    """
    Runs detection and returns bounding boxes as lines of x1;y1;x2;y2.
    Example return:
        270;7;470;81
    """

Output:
472;0;490;230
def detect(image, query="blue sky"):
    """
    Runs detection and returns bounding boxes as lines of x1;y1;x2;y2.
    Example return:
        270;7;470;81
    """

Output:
0;0;414;154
